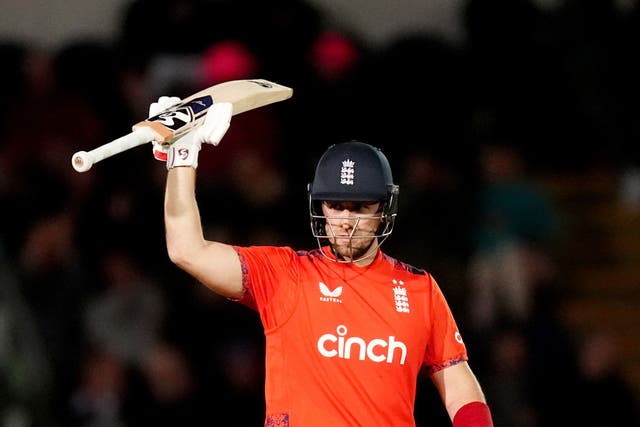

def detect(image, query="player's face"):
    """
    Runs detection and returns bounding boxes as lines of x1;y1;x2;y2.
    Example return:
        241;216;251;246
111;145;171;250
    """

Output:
321;201;382;262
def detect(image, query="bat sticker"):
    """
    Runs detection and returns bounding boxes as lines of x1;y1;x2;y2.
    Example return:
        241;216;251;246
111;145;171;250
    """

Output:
149;95;214;131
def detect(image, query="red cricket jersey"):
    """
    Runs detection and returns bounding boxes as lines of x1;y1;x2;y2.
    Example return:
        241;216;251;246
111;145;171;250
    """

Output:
233;245;467;427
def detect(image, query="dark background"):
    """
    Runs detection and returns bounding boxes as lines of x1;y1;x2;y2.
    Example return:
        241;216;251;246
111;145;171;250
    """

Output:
0;0;639;426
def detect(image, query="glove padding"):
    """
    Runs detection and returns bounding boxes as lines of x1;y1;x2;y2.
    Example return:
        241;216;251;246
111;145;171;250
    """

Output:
166;102;233;170
149;96;182;161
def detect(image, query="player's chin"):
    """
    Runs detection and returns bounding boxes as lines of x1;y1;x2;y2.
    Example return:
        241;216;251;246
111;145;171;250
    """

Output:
332;239;371;258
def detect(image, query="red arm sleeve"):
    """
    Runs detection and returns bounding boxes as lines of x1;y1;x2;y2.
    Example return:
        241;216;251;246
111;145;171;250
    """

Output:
453;401;493;427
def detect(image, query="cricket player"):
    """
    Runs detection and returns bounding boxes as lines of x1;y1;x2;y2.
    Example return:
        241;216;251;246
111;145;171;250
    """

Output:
152;98;493;426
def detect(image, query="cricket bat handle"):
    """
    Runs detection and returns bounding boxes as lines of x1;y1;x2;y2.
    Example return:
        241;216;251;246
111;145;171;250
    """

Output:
71;127;156;172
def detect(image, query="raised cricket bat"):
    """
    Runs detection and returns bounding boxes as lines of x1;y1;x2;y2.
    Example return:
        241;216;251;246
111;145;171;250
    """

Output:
71;79;293;172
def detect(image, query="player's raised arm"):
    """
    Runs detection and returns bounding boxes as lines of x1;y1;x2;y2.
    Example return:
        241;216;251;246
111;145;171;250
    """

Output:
161;102;245;299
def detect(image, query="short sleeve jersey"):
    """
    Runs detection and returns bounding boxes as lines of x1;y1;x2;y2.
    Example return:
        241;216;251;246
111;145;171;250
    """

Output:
233;245;467;427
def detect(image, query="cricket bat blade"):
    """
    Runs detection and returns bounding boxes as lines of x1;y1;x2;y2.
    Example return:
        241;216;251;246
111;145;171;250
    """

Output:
71;79;293;172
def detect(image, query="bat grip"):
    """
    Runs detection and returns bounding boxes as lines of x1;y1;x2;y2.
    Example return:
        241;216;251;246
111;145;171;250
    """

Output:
71;127;156;172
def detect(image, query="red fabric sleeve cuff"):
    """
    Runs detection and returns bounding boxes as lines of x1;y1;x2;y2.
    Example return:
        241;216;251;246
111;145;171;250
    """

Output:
453;401;493;427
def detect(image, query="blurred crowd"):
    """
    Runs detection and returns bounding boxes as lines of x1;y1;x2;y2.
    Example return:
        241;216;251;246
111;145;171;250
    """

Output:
0;0;639;426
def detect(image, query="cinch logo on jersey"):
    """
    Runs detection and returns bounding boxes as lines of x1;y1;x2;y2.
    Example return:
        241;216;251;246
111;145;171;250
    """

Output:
319;282;343;303
317;325;407;365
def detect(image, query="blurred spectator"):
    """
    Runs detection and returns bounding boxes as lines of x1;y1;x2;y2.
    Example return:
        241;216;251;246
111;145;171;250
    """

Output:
68;350;128;427
74;173;165;277
527;283;581;426
388;149;472;310
18;208;88;422
484;324;538;427
619;166;640;209
0;244;53;427
0;46;103;257
83;247;167;368
122;341;208;427
571;329;640;427
211;338;266;426
466;142;560;334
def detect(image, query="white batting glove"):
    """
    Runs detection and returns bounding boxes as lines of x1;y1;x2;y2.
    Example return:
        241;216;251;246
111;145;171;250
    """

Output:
148;96;182;161
166;102;233;170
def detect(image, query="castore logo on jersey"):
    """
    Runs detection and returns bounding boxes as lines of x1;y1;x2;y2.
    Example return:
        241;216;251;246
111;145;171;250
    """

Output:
319;282;343;303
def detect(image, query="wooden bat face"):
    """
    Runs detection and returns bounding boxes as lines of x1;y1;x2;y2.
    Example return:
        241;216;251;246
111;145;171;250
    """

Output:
132;79;293;143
